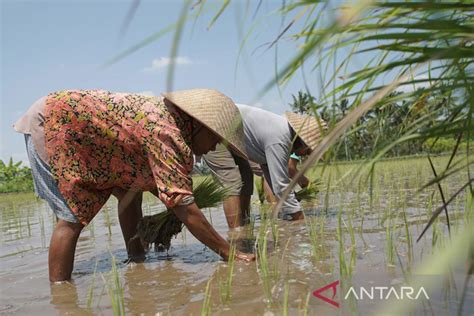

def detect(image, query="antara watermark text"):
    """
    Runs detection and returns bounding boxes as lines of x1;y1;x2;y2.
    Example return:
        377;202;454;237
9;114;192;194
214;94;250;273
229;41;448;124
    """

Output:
344;286;429;300
313;280;430;308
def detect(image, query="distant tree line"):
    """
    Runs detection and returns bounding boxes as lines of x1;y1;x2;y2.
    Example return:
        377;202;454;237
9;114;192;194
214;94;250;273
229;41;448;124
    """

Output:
290;90;467;160
0;89;466;193
0;158;34;193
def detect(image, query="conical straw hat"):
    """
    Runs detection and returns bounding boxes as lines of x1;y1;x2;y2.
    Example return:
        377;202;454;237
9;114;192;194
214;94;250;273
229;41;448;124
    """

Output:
284;112;327;151
162;89;247;159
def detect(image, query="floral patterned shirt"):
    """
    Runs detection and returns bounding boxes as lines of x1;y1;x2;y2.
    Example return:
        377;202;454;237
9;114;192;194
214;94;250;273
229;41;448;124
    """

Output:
44;90;194;225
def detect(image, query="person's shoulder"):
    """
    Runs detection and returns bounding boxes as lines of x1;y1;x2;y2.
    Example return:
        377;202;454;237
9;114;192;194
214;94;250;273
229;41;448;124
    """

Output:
236;103;274;116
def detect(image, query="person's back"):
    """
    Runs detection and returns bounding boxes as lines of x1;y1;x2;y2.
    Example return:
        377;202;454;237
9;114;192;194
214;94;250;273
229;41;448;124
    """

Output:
42;89;195;224
203;103;302;229
236;104;293;165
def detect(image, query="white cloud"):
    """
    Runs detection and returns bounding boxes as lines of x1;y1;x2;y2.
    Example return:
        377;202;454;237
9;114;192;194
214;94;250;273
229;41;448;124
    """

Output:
143;56;193;72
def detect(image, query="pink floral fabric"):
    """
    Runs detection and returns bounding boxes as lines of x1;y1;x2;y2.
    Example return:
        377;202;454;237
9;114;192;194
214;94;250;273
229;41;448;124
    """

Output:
44;90;194;225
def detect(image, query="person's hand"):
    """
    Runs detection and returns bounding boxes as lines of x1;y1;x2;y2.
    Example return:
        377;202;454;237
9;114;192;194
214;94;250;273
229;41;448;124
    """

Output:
298;176;310;188
234;251;255;262
284;210;305;221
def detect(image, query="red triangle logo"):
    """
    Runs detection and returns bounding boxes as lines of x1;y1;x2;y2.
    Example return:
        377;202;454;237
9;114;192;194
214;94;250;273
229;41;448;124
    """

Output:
312;280;340;308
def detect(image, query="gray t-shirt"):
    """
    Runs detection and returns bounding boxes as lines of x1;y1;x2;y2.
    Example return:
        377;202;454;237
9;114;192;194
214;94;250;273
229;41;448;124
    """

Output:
237;104;300;214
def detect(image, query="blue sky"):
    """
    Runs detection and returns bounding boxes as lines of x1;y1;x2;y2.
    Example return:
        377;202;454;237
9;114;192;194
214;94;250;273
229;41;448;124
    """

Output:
2;0;327;163
2;0;417;164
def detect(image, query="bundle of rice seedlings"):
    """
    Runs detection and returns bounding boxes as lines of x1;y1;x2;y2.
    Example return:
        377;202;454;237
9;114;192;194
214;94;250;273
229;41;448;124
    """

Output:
193;176;230;209
294;179;321;202
132;177;229;252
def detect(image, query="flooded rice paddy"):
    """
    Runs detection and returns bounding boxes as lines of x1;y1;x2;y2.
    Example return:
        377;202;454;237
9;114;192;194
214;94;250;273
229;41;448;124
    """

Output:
1;156;473;315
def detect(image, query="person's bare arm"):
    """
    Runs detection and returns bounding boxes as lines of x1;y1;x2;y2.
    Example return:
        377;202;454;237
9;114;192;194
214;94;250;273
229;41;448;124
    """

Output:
288;158;309;188
172;202;255;262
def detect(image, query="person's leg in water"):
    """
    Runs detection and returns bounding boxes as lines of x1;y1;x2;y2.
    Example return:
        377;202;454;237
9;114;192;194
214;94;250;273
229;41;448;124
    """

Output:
236;155;253;226
203;143;254;230
113;188;146;262
223;152;253;229
261;164;304;221
49;220;84;282
23;134;86;281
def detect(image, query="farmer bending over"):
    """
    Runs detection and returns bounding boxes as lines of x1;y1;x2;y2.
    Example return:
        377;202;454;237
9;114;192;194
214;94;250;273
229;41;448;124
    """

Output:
14;88;255;282
253;152;309;204
203;105;325;229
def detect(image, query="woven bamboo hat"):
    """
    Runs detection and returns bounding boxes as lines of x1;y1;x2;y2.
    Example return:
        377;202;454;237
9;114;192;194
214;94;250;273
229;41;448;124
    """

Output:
162;89;247;159
284;112;327;151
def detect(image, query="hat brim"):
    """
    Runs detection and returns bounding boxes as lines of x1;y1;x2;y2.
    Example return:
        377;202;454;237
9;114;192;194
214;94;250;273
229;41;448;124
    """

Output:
162;89;248;160
285;111;326;151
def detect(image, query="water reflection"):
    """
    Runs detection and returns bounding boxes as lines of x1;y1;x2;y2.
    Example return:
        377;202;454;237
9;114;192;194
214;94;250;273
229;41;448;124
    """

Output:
50;281;93;315
123;263;160;314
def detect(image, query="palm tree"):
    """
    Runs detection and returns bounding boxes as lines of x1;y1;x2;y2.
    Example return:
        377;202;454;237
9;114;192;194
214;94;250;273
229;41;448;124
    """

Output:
289;90;316;114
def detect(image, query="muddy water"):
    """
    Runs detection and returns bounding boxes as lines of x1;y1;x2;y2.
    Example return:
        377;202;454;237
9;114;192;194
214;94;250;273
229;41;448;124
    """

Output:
1;157;473;315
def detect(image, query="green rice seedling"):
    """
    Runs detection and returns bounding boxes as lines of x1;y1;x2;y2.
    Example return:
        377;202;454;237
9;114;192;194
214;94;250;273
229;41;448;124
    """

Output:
134;209;181;252
256;228;273;304
347;214;357;271
12;204;22;239
282;281;289;316
401;209;413;265
38;211;46;248
218;243;236;305
305;217;319;260
258;203;271;221
103;206;112;239
87;260;99;309
26;212;31;238
396;248;410;282
110;255;125;315
337;207;349;278
306;216;329;262
300;292;310;316
133;177;229;252
270;217;279;245
463;192;473;226
278;238;291;278
246;215;256;240
454;195;462;230
101;255;125;315
88;219;96;241
95;279;107;308
425;195;443;250
432;216;441;249
193;177;230;209
201;277;213;316
386;216;395;267
50;211;56;229
323;174;332;212
294;179;321;202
